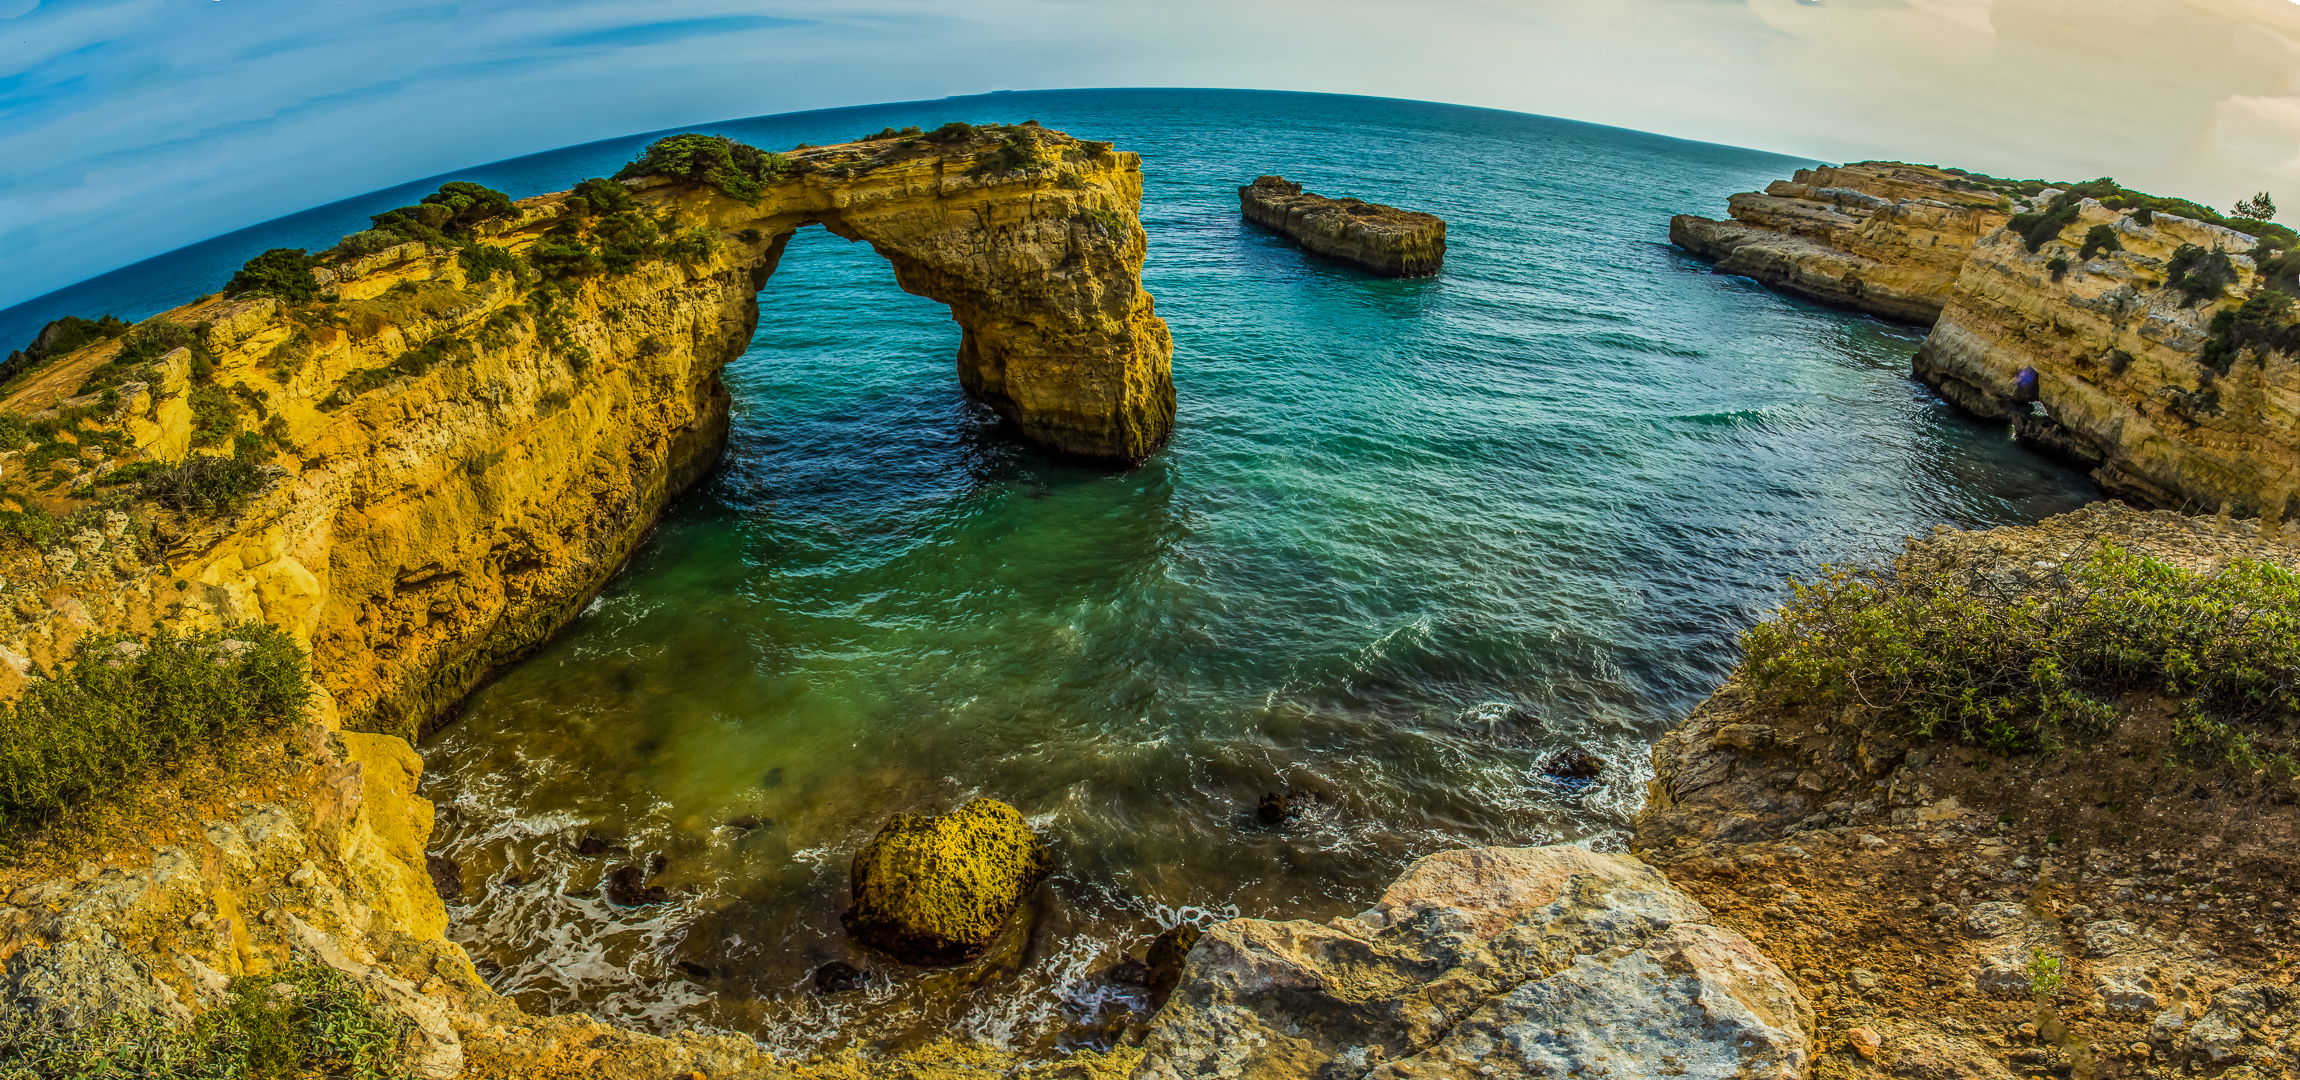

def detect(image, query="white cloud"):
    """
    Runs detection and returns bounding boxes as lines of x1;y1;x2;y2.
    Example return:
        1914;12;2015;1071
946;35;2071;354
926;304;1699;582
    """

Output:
2;0;2297;311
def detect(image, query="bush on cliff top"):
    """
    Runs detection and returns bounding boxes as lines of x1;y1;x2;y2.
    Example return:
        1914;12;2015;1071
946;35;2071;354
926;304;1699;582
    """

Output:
335;181;517;257
0;962;409;1080
224;248;321;303
0;622;310;835
2201;291;2300;374
1742;545;2300;771
2;315;129;388
616;133;788;202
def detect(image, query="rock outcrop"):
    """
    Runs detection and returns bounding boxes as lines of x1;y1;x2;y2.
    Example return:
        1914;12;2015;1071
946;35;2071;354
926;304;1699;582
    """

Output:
1240;176;1446;277
1675;162;2300;518
0;124;1166;1075
1634;504;2300;1078
842;798;1052;967
1913;207;2292;517
1669;162;2011;325
1135;845;1811;1080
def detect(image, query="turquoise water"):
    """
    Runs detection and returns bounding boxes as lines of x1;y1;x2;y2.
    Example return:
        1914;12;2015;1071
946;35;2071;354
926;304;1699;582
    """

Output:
0;89;2099;1054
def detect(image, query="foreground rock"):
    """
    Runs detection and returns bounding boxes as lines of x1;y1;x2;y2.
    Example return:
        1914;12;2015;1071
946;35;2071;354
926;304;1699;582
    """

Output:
1240;176;1446;277
1135;844;1811;1080
842;798;1052;966
1636;504;2300;1078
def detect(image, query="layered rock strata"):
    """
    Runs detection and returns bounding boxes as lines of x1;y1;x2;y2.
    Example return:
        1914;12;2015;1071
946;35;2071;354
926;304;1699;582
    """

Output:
1675;162;2299;518
1668;162;2011;324
0;125;1168;1076
1239;176;1446;276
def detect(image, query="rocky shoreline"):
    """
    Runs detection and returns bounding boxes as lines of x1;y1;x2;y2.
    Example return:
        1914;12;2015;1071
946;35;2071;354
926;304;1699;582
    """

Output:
4;138;2299;1080
1674;161;2300;519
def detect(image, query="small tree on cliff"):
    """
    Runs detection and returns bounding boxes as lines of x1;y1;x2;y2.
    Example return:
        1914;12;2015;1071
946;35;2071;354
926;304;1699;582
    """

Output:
2235;192;2278;222
224;248;321;303
617;134;789;203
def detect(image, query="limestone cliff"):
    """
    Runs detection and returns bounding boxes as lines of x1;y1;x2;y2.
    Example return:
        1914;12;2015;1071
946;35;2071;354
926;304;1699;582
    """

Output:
1239;176;1446;277
0;124;1168;1076
1913;206;2292;517
1676;162;2300;519
1669;162;2010;324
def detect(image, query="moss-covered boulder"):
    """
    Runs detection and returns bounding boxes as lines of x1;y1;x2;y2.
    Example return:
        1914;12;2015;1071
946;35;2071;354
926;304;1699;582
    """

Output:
842;798;1052;966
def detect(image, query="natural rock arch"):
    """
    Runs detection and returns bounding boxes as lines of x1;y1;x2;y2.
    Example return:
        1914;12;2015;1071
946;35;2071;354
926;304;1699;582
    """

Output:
633;128;1175;462
0;125;1173;739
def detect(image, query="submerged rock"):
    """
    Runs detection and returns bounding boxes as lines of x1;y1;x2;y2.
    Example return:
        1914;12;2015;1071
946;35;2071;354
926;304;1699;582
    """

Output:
810;961;869;995
1540;747;1605;785
1135;845;1811;1080
604;865;668;907
425;855;462;901
841;798;1052;966
1142;924;1201;1010
1254;792;1292;826
1240;176;1446;277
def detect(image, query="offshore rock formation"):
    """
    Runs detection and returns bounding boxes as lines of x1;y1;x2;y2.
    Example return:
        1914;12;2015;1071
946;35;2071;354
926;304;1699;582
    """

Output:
1668;162;2010;325
1240;176;1446;277
1675;162;2299;517
1633;504;2300;1078
843;798;1052;966
0;125;1166;1076
1136;845;1811;1080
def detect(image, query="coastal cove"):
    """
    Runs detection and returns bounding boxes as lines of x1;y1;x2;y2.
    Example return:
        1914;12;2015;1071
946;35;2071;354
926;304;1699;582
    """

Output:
0;88;2151;1072
387;92;2095;1049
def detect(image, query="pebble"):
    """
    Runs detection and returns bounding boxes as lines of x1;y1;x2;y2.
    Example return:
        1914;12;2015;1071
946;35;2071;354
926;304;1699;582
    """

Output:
1847;1025;1883;1060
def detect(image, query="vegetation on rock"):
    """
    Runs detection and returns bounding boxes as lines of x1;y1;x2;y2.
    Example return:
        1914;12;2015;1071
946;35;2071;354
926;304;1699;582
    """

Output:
2;315;129;387
1743;545;2300;770
224;248;321;303
0;622;309;835
843;797;1052;966
2201;290;2300;374
2165;243;2239;307
616;133;789;202
2233;191;2278;222
2077;224;2122;261
77;318;213;396
0;963;409;1080
335;180;517;257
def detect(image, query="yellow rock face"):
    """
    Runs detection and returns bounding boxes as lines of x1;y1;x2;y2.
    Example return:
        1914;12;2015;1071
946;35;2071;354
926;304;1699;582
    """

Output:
1677;162;2298;518
1670;162;2011;325
4;125;1172;743
842;798;1053;966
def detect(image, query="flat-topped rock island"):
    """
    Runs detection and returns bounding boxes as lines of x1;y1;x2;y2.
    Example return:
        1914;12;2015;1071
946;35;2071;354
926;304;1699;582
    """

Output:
1239;175;1446;277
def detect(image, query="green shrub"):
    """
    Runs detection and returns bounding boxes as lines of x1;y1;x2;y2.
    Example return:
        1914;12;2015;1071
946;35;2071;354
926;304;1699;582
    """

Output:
420;180;516;229
2166;244;2238;307
565;177;638;218
130;450;271;515
2008;191;2085;253
588;211;662;273
2046;256;2070;283
972;130;1049;176
3;315;130;386
323;335;474;408
661;225;721;266
2078;224;2122;261
333;229;411;258
186;384;240;447
455;241;524;284
861;125;926;142
928;121;977;144
1742;545;2300;767
0;962;409;1080
224;249;320;302
2201;291;2300;373
527;228;605;282
616;134;789;202
0;622;308;830
77;319;211;396
2131;207;2155;226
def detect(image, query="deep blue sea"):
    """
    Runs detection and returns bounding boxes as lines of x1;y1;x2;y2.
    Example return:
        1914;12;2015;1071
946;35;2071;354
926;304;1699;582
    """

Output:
0;88;2098;1053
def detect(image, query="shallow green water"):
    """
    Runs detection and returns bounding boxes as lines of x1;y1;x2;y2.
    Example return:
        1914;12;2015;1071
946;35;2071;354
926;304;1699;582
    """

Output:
402;89;2097;1051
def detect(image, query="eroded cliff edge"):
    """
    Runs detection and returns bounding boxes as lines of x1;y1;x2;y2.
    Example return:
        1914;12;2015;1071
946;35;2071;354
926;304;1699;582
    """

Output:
1675;163;2300;519
0;124;1168;1078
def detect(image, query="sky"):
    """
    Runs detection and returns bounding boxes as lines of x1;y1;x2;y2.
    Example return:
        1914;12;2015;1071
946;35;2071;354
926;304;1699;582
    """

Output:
3;0;2299;311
